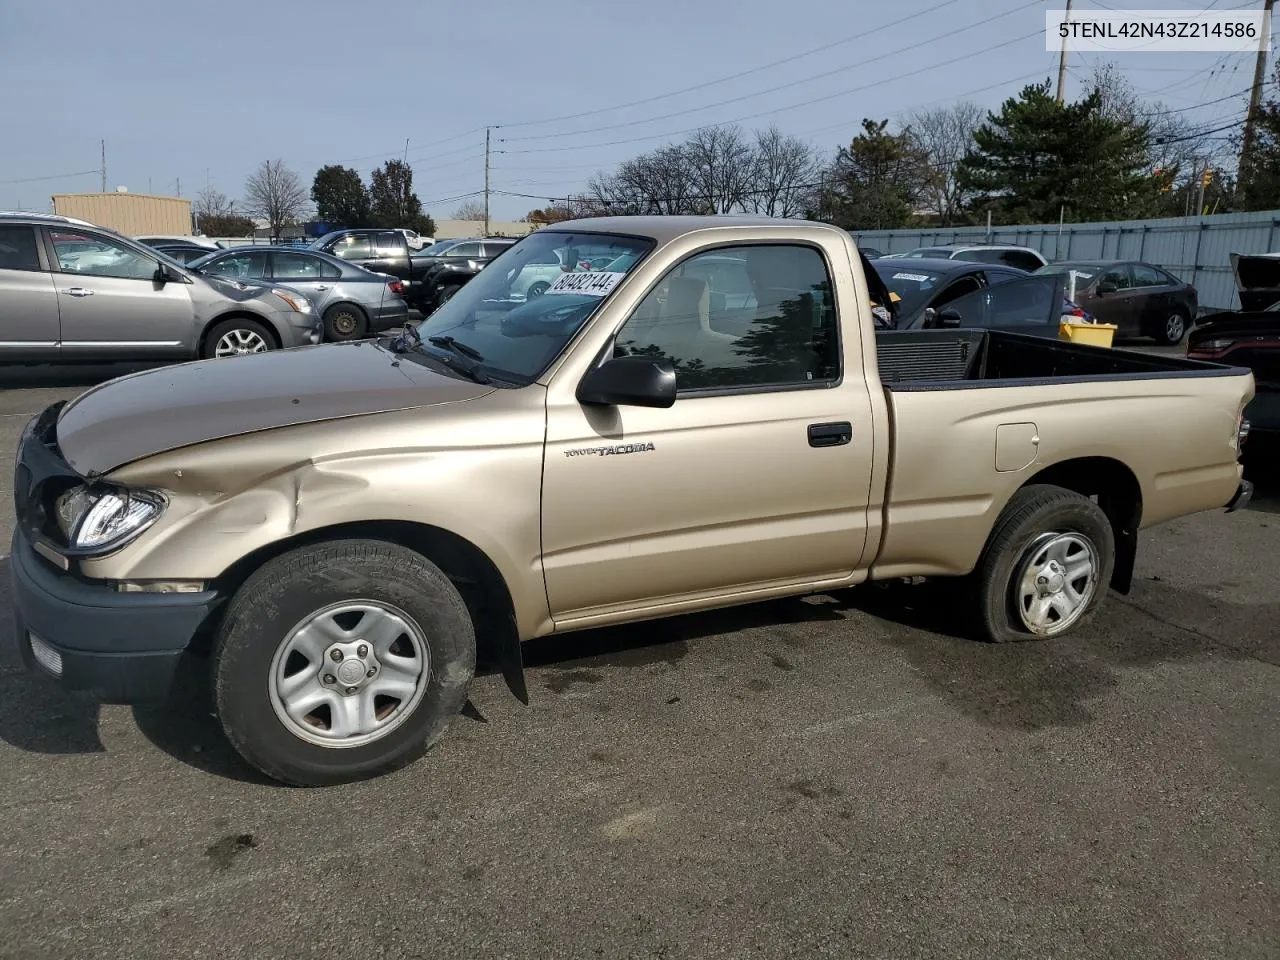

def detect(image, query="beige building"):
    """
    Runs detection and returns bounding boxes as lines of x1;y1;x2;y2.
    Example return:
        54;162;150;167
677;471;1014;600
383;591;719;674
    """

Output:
50;192;193;236
432;218;536;240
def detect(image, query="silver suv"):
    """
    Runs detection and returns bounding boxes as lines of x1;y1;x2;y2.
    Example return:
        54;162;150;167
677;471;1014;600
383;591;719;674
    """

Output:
0;214;321;362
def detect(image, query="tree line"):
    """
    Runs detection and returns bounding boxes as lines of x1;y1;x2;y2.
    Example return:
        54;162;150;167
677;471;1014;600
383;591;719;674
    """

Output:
537;62;1280;230
194;158;436;239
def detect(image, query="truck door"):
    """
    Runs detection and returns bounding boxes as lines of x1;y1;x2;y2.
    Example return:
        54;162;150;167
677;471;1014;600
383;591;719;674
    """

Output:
541;241;878;623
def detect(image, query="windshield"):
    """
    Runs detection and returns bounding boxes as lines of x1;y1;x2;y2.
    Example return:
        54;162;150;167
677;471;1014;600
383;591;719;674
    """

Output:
409;230;655;383
872;263;948;318
415;240;461;257
905;248;952;259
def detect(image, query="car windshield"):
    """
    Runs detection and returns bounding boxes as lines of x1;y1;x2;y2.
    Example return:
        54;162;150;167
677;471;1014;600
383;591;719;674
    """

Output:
905;248;952;258
872;263;948;318
409;230;655;383
415;240;460;257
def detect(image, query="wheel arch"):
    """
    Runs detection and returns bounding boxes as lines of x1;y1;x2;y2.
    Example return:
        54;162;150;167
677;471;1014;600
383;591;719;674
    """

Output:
1017;456;1143;594
208;519;528;703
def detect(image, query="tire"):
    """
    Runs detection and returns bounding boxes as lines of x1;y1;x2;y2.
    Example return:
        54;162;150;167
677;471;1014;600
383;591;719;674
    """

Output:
437;284;462;307
971;484;1115;643
212;540;476;786
1152;310;1188;346
526;281;550;299
202;317;277;359
322;302;368;342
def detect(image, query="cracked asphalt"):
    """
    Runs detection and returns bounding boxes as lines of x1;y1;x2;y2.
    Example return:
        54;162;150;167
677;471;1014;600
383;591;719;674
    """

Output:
0;360;1276;960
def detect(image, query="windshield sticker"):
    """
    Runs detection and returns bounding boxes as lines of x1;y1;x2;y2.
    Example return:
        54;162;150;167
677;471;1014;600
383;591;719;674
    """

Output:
545;270;627;297
892;272;931;283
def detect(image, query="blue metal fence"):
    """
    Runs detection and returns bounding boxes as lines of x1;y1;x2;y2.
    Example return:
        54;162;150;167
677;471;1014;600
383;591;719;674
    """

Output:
851;209;1280;312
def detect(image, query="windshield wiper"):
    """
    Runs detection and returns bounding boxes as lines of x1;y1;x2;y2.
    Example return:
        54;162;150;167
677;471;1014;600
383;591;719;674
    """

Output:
424;335;491;384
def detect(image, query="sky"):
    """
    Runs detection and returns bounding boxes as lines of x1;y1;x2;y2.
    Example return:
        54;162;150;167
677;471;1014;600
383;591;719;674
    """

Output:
0;0;1271;223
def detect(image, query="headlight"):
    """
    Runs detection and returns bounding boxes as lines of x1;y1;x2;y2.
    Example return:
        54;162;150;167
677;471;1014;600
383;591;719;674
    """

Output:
54;485;165;553
272;290;311;313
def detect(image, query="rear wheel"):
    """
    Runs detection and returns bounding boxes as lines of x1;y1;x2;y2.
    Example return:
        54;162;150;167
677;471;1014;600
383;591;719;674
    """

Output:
1152;310;1188;346
437;284;463;306
212;540;476;786
971;484;1115;643
203;317;276;359
526;280;550;299
322;303;368;342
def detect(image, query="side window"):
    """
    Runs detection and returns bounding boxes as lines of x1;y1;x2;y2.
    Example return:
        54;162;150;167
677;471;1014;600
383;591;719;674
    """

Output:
331;234;373;259
942;275;1061;329
0;225;41;271
48;230;158;280
375;231;406;257
613;244;839;392
951;249;983;262
1131;263;1164;287
932;274;984;308
203;251;268;279
1100;264;1133;289
481;242;514;257
319;259;342;280
1003;250;1044;271
447;242;482;258
272;252;324;279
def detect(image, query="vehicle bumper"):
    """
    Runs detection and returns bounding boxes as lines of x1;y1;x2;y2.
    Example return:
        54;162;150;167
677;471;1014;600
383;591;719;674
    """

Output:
372;303;411;331
1225;480;1253;512
9;530;221;703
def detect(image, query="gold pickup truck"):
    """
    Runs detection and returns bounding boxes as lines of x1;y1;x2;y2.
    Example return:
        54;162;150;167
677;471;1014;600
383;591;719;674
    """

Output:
10;216;1255;786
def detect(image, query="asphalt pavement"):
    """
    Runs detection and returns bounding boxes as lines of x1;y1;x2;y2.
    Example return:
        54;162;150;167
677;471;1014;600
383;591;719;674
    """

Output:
0;354;1277;960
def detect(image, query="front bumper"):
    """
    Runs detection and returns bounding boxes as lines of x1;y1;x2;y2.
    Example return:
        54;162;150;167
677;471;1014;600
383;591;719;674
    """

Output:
1225;480;1254;513
9;530;221;703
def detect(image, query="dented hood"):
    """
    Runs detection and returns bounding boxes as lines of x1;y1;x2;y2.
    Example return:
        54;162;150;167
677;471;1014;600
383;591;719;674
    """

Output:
55;340;495;476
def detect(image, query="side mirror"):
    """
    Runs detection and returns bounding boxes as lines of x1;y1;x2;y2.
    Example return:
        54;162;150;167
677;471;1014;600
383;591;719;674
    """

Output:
577;354;677;408
1096;281;1117;295
936;307;963;327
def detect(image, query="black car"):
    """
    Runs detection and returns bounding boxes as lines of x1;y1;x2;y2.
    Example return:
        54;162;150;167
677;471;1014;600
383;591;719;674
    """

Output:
412;236;517;308
1187;253;1280;438
1034;259;1199;345
871;258;1035;329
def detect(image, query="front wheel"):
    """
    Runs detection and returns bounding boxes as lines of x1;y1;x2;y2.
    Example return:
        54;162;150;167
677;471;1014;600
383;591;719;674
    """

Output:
526;280;550;299
971;484;1115;643
212;540;476;786
203;318;276;359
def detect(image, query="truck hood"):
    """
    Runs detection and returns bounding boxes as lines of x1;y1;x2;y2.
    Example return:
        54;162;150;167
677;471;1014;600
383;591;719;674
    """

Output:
55;340;495;476
1230;253;1280;312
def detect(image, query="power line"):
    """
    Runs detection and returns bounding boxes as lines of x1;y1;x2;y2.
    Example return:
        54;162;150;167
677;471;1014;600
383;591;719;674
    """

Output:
0;169;99;185
492;0;965;130
502;26;1047;156
500;0;1041;145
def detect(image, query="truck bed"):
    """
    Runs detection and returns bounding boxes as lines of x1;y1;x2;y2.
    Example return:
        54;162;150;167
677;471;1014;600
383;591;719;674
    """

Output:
874;329;1239;389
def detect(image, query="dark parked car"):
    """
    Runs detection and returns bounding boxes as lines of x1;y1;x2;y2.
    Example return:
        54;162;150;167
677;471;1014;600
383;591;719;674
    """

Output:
412;236;517;308
188;245;409;341
870;258;1033;329
1186;253;1280;438
1035;260;1198;345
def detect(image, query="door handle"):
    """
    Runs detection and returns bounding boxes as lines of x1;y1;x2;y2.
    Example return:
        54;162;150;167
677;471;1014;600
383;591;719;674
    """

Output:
808;421;852;447
314;285;329;291
62;287;94;297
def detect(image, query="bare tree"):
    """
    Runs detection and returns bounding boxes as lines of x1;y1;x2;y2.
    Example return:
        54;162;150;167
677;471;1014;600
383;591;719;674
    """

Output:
243;159;309;239
749;126;821;217
452;199;486;220
194;185;233;220
684;125;755;214
905;102;984;225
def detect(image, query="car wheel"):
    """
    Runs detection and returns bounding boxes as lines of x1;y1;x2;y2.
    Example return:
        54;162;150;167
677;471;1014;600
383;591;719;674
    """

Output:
1154;311;1188;346
203;318;276;359
526;281;550;299
212;540;476;787
322;303;368;342
971;484;1115;643
438;284;462;306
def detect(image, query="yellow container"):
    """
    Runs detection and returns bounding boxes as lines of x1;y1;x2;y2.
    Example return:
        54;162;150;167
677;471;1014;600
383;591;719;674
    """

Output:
1059;320;1117;347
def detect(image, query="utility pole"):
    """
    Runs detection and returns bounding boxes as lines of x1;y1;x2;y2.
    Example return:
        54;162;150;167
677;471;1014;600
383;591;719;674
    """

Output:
403;138;409;164
1056;0;1074;103
1238;0;1275;185
483;127;492;236
100;140;106;192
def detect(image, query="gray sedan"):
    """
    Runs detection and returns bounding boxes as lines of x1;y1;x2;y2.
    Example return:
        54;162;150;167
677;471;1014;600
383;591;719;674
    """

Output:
189;246;410;341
